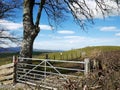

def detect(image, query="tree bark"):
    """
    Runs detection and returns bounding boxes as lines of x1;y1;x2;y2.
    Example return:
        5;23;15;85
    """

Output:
20;27;39;58
20;0;40;58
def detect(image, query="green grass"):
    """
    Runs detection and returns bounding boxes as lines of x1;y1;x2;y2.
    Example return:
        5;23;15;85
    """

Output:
1;46;120;66
35;46;120;60
0;52;44;66
0;53;17;65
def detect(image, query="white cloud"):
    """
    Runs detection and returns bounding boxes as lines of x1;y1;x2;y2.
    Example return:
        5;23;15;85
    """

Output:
115;33;120;36
57;30;75;34
0;19;22;30
100;26;117;31
34;35;120;50
39;25;54;30
0;31;11;37
0;19;54;31
64;36;82;39
71;0;118;19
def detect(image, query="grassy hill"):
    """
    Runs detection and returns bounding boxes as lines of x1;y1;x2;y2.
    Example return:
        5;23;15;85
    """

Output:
34;46;120;60
0;46;119;89
0;46;120;65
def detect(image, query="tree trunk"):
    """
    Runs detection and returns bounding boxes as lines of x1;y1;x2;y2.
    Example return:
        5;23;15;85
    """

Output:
20;0;40;58
20;26;39;58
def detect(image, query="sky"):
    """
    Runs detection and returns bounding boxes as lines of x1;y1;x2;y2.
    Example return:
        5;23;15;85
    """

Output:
0;0;120;50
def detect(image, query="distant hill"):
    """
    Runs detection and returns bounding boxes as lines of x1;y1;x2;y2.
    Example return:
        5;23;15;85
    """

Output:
0;47;20;53
34;49;63;53
0;47;63;53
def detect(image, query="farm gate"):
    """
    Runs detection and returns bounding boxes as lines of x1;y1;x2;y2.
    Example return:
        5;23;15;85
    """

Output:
13;56;90;89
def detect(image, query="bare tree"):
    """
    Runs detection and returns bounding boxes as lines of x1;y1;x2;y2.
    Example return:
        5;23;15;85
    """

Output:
0;0;21;47
0;29;20;48
0;0;21;19
20;0;118;58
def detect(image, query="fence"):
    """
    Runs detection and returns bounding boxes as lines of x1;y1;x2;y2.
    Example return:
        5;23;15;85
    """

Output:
13;56;90;89
0;56;90;89
0;63;14;85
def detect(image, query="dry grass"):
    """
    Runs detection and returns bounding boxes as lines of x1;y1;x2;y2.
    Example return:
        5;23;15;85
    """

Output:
81;51;120;90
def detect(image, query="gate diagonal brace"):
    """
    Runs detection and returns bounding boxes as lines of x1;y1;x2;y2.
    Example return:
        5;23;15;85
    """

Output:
46;60;68;81
18;60;45;80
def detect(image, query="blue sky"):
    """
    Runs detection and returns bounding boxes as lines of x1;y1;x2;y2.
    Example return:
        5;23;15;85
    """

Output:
0;0;120;50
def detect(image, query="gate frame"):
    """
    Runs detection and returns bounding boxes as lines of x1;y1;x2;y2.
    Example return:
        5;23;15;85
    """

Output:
13;56;90;88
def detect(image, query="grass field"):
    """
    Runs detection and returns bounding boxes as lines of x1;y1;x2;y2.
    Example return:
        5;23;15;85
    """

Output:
0;52;44;65
0;46;120;65
0;46;120;90
35;46;120;60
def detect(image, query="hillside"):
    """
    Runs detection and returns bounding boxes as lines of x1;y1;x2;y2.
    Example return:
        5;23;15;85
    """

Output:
0;46;120;90
0;47;62;53
0;46;120;65
0;47;20;53
35;46;120;60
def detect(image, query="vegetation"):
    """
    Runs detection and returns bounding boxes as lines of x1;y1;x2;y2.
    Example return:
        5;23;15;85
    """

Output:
34;46;120;60
0;53;16;65
0;52;43;65
80;50;120;90
1;46;120;66
0;46;120;90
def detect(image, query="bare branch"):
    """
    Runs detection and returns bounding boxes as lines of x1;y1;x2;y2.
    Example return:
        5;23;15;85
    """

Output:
0;0;22;19
35;0;46;27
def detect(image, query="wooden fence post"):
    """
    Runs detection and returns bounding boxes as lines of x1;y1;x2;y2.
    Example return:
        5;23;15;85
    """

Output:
60;53;63;60
13;56;18;85
53;55;55;60
84;58;90;76
71;53;73;60
45;54;48;59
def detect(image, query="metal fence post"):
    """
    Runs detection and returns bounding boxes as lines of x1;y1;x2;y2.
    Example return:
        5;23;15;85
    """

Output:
45;54;48;79
44;59;46;79
13;56;18;85
84;58;90;75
